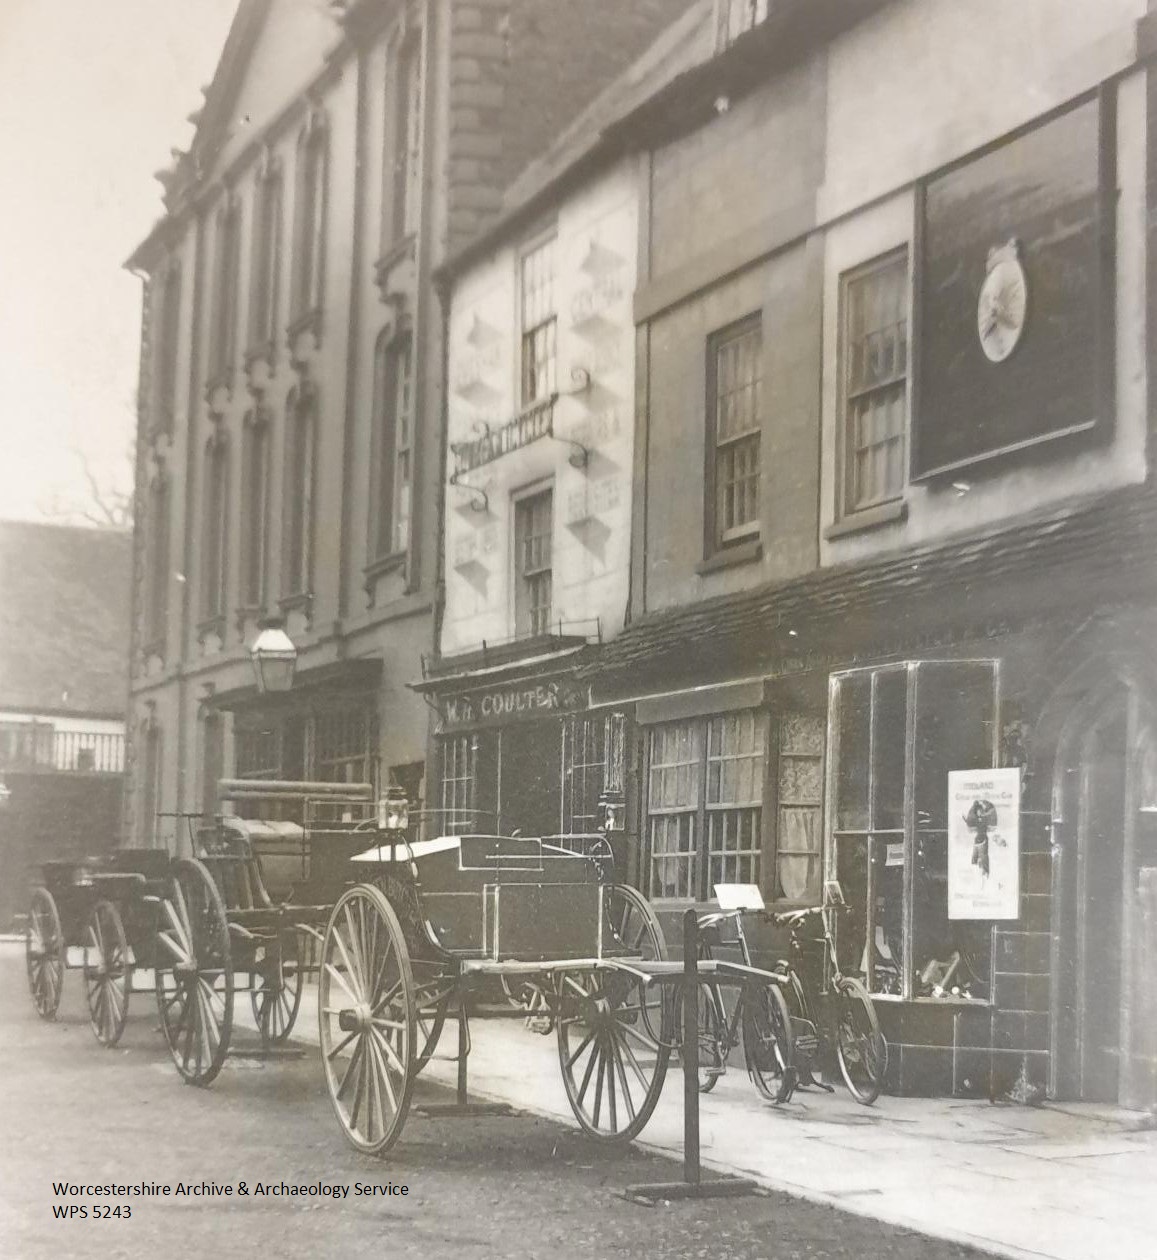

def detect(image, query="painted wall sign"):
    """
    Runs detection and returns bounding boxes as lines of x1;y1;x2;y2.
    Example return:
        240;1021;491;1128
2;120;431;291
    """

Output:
947;766;1021;920
439;679;585;731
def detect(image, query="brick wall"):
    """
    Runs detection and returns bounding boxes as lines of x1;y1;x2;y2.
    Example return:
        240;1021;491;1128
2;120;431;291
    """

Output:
446;0;695;247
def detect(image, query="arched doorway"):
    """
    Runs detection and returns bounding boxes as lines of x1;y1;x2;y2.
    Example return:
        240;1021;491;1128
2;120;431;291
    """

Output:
1049;674;1157;1107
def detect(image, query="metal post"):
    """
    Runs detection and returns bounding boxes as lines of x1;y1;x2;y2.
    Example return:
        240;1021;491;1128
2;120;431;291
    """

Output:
682;907;701;1187
457;997;469;1106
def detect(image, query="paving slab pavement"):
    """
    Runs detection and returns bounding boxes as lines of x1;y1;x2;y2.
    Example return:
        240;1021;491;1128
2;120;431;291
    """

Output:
267;984;1157;1260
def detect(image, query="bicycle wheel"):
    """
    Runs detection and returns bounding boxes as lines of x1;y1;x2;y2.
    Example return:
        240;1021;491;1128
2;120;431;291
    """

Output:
834;976;886;1104
741;979;794;1104
673;982;728;1092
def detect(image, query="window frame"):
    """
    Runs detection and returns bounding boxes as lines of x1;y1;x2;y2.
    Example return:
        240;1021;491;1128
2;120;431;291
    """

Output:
644;709;770;903
199;431;230;628
144;469;171;655
837;247;911;520
705;312;763;555
281;383;317;602
369;329;415;564
518;231;558;409
151;261;182;436
292;119;328;324
240;405;271;610
249;165;283;354
391;34;424;243
209;198;242;384
512;481;554;639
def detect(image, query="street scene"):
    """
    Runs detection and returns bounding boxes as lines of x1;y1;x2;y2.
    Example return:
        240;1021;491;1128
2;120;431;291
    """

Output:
4;1;1157;1258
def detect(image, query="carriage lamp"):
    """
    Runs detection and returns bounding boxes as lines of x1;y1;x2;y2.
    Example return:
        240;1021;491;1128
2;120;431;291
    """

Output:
250;618;297;694
597;793;625;834
377;786;409;832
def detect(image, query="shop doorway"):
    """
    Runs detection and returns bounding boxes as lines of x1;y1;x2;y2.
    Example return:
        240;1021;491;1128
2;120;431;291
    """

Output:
498;721;561;838
1051;680;1157;1107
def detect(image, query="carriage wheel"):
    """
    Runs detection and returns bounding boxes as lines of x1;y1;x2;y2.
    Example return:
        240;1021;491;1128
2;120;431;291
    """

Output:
411;957;454;1074
26;887;64;1020
556;967;670;1142
319;884;416;1156
154;858;233;1086
603;883;667;1044
83;900;129;1047
251;947;303;1046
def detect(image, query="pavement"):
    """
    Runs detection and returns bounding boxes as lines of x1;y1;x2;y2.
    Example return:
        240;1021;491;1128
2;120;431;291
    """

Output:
293;979;1156;1260
0;943;985;1260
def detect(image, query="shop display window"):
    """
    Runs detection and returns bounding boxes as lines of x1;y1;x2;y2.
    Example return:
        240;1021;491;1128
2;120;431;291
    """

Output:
827;660;999;1000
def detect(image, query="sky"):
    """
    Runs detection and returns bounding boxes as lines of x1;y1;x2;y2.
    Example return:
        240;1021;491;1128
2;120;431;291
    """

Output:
0;0;238;524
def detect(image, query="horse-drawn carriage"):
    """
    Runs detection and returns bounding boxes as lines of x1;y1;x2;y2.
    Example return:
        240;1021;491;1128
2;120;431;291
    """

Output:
27;779;873;1157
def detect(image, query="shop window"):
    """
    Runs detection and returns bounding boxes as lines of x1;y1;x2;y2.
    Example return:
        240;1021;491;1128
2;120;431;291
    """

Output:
440;734;477;834
827;661;998;999
314;709;377;786
707;315;762;551
520;235;556;407
647;711;766;901
514;486;553;637
370;332;414;561
562;712;626;833
839;249;909;516
773;713;824;902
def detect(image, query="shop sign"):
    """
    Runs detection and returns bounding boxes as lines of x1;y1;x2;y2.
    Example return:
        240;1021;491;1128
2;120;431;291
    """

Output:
947;767;1021;920
440;679;584;731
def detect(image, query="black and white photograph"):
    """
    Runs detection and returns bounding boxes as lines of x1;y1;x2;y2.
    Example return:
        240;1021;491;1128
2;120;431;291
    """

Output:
2;2;1156;1257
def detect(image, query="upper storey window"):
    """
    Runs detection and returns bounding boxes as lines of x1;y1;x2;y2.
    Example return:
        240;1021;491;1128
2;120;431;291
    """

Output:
716;0;769;50
520;235;556;407
151;263;182;436
392;38;424;242
707;314;762;551
250;164;283;352
292;119;327;323
371;331;414;561
209;199;241;384
839;250;909;516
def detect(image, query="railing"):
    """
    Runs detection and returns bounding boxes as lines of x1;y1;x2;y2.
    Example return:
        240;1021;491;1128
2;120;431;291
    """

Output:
0;729;126;775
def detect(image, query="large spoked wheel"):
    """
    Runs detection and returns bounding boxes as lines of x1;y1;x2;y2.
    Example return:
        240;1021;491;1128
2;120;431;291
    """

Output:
250;944;303;1046
556;966;670;1143
411;956;455;1074
83;900;129;1047
26;887;64;1020
834;976;886;1105
319;884;416;1156
603;883;667;1043
742;979;795;1105
154;858;234;1086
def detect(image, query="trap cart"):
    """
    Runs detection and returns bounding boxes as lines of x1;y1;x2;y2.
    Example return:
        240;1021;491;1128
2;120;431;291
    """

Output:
25;848;174;1046
315;818;796;1156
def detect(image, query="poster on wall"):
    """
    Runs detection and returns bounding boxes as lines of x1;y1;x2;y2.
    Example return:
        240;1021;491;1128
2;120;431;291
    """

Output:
947;767;1021;920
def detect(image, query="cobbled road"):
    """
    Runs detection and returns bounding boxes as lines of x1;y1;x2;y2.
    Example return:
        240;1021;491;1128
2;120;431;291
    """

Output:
0;943;987;1260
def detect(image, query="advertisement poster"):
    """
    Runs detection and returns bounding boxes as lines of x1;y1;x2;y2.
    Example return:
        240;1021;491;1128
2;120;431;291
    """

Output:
947;767;1021;920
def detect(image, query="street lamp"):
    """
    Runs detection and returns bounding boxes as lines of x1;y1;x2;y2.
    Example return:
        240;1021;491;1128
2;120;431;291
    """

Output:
250;618;297;694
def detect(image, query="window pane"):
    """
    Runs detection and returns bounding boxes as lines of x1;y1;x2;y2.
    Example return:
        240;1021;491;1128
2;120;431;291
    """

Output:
712;319;762;543
872;668;908;832
844;252;908;512
776;711;824;902
520;237;556;406
648;721;702;898
514;488;553;636
835;676;870;830
706;711;764;892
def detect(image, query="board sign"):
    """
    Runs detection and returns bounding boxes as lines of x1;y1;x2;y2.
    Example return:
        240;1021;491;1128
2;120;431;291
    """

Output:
714;883;765;911
439;678;585;732
947;767;1021;920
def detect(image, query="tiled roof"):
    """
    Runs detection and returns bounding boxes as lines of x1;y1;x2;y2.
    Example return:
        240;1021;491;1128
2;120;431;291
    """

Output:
584;486;1157;699
0;522;132;716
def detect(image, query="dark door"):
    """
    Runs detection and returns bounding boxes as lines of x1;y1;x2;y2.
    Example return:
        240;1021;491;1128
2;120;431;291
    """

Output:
498;721;561;837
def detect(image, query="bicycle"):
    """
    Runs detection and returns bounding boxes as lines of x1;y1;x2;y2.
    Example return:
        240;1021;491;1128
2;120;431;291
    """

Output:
769;898;887;1105
677;907;796;1105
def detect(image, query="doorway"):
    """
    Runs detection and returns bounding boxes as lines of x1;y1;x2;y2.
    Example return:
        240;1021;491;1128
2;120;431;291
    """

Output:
1051;681;1156;1106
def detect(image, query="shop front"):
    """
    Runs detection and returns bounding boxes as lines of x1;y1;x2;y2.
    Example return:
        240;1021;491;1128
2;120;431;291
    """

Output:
583;489;1157;1104
416;648;634;879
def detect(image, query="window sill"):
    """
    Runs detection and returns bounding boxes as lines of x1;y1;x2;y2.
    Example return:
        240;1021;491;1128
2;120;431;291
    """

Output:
824;499;907;541
364;551;407;584
696;538;762;575
871;993;992;1007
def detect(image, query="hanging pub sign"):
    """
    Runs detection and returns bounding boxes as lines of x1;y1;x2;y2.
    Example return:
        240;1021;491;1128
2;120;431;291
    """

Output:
947;767;1021;920
438;677;585;733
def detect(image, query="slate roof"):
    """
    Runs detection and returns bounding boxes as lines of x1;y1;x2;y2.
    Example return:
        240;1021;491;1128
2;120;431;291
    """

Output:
584;486;1157;699
0;522;132;717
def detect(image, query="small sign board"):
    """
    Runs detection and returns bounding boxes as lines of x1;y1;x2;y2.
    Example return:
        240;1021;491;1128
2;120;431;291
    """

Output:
947;766;1021;920
714;883;765;911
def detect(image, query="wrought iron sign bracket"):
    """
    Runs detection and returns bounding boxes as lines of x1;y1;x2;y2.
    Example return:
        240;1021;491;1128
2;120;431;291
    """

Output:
448;471;490;513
